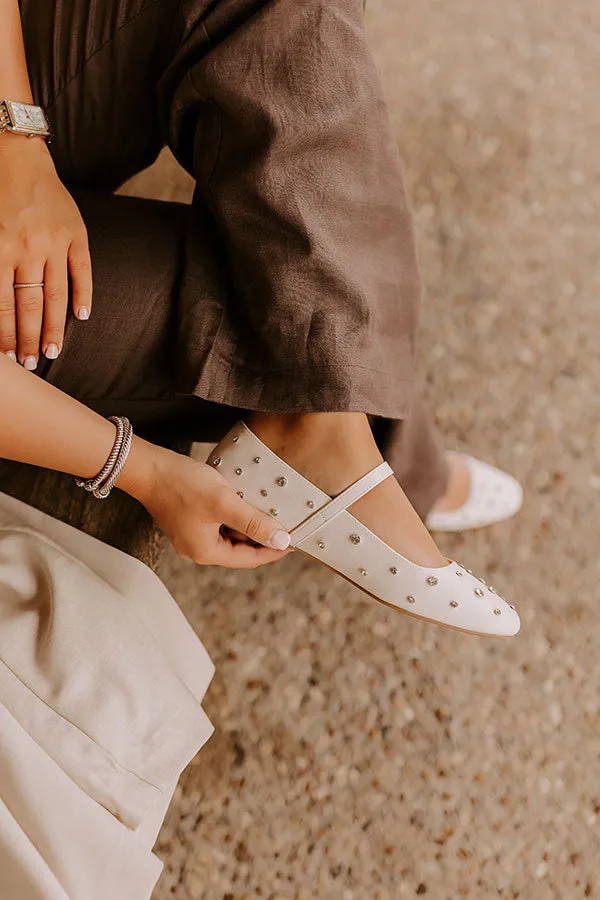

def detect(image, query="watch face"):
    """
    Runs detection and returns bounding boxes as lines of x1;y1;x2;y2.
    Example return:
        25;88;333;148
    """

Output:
7;101;48;132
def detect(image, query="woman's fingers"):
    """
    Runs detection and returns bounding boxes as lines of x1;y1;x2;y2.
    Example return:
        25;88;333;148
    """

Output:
0;266;17;360
219;489;292;550
41;256;69;359
186;487;294;568
68;231;93;321
144;457;294;570
211;535;292;569
14;260;45;370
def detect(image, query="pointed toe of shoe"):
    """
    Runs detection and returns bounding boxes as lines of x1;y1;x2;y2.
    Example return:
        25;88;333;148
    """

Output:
483;461;524;520
418;563;519;637
458;599;520;638
427;455;524;533
501;603;521;637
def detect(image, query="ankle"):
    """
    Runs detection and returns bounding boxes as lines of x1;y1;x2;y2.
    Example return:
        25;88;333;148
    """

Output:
237;414;447;568
248;412;382;493
250;411;364;442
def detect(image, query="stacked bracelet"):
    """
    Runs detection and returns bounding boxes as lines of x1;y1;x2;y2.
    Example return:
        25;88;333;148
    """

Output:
75;416;134;499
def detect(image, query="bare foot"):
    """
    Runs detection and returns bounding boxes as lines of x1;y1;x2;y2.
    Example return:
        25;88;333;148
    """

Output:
248;412;448;569
431;453;471;513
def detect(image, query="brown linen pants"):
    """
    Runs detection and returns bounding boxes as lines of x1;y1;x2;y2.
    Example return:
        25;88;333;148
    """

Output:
19;0;449;517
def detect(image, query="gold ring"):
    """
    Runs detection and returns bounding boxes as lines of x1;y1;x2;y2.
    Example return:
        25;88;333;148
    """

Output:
14;282;45;289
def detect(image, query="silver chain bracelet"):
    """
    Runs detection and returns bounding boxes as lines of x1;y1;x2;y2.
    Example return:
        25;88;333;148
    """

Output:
75;416;134;499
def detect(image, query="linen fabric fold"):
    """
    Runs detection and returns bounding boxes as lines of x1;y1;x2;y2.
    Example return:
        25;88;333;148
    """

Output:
0;492;215;900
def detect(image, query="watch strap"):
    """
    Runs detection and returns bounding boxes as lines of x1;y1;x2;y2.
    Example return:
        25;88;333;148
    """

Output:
0;101;10;133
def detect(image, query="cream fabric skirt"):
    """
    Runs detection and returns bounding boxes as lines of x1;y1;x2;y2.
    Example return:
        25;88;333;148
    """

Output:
0;492;215;900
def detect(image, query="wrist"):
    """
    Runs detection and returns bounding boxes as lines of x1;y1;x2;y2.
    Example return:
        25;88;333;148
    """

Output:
0;130;51;160
116;435;162;508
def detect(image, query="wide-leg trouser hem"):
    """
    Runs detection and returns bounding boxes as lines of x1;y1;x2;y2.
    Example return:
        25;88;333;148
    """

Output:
186;357;415;420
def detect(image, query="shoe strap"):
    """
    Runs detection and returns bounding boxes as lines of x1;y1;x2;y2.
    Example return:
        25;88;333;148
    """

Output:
289;461;393;547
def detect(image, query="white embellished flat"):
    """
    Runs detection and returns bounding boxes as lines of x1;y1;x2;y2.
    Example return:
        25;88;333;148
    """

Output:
426;453;523;533
209;423;520;638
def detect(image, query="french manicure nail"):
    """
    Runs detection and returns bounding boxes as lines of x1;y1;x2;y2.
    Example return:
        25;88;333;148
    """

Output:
23;356;37;371
78;306;90;320
268;530;291;551
4;351;17;362
45;343;59;359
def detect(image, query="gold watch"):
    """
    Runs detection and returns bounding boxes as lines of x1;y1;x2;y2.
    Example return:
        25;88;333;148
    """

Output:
0;99;52;140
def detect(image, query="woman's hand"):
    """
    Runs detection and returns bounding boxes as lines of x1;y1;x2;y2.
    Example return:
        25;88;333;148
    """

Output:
0;356;290;571
127;442;293;569
0;136;92;368
0;348;290;569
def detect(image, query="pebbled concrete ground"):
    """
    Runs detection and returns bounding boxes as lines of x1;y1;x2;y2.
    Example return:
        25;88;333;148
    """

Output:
122;0;600;897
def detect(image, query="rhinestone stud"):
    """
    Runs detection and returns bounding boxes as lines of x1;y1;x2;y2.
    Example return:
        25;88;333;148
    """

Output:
270;508;278;516
254;456;261;463
260;489;268;497
212;457;222;467
307;500;315;508
426;576;438;586
237;491;244;498
493;608;501;616
235;467;243;475
474;587;484;598
450;600;459;608
276;476;287;487
317;541;326;549
489;586;497;594
360;568;368;576
390;566;398;575
509;604;516;610
350;534;361;545
232;435;239;443
455;570;464;577
407;595;415;604
466;568;473;575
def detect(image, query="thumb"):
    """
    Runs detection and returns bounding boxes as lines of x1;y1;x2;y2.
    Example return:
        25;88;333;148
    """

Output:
220;490;292;550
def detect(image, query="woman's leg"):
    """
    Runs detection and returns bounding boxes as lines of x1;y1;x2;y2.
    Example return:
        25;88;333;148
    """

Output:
159;0;450;560
161;0;452;523
40;190;448;551
249;412;446;567
21;0;451;551
37;191;447;562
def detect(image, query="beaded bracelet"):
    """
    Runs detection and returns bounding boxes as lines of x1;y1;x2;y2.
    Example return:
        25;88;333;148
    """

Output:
75;416;133;499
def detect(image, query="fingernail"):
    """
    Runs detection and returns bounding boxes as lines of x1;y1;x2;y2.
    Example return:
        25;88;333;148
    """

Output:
23;356;37;371
268;530;291;551
4;351;16;362
78;307;90;321
44;343;59;359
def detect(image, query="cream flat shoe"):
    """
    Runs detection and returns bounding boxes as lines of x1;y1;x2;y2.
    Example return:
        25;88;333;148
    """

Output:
209;423;520;638
426;453;523;533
